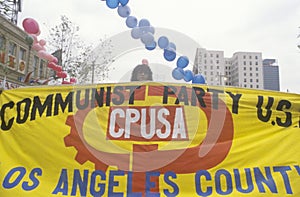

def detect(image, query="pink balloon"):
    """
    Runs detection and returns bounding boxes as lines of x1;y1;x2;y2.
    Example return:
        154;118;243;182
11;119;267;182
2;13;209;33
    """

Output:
39;39;46;46
47;62;56;69
37;50;48;59
61;72;67;78
62;81;72;84
51;56;58;64
44;53;53;62
32;43;43;51
70;77;77;83
53;65;62;72
142;59;149;65
56;66;63;72
22;18;40;35
35;29;41;36
57;71;67;78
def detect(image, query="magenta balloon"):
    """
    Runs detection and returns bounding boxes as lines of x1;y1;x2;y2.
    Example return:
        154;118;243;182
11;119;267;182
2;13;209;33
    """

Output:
47;62;56;69
37;50;51;60
32;43;43;51
39;39;46;46
56;66;63;72
61;72;67;78
44;53;53;61
70;78;77;83
37;50;46;58
56;71;62;78
22;18;40;35
51;56;58;64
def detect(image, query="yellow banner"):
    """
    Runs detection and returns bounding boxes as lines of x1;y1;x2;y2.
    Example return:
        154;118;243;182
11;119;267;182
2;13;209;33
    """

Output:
0;82;300;196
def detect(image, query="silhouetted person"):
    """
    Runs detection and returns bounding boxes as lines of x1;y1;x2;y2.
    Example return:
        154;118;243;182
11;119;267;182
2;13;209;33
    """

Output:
130;61;153;81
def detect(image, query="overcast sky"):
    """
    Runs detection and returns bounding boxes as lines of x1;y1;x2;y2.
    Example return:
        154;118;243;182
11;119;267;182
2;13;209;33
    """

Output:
18;0;300;93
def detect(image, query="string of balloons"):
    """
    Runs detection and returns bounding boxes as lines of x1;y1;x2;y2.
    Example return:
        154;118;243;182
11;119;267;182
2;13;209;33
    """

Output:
22;18;76;84
104;0;206;84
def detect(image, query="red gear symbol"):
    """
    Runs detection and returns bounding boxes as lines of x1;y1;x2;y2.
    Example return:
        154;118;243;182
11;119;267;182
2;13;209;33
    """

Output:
64;115;109;171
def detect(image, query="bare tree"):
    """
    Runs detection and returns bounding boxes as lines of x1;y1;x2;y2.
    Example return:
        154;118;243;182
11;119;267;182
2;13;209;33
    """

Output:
78;37;114;84
47;15;114;83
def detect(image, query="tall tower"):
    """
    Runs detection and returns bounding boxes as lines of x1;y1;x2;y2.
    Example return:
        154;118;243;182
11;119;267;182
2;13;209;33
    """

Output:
0;0;22;25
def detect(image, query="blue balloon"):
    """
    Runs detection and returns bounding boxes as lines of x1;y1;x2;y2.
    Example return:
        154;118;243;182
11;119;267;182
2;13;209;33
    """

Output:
131;27;142;39
172;68;184;80
126;16;138;28
140;26;155;35
192;74;206;84
168;42;176;51
147;26;155;34
139;19;151;27
145;41;157;50
106;0;119;9
163;48;176;61
117;5;131;18
183;70;194;82
158;36;169;49
119;0;129;6
141;32;154;45
177;56;189;68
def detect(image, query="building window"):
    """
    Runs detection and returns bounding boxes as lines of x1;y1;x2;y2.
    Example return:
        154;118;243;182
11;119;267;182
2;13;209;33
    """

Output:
250;67;252;71
256;67;258;71
243;55;246;59
256;85;259;88
244;78;247;82
255;61;258;65
18;47;27;73
255;56;258;59
39;60;46;78
250;73;252;77
216;60;219;64
249;61;252;66
32;56;39;77
0;35;6;64
250;79;253;82
8;42;17;69
216;54;219;58
250;84;253;88
244;67;246;70
249;55;252;59
244;73;246;76
256;73;259;77
210;53;213;57
256;79;259;82
243;61;246;65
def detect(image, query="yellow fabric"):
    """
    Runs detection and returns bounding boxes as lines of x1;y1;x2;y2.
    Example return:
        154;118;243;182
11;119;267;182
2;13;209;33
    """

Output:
0;82;299;196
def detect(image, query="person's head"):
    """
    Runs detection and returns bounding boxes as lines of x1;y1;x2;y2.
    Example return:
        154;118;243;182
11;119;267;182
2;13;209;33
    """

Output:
130;64;153;81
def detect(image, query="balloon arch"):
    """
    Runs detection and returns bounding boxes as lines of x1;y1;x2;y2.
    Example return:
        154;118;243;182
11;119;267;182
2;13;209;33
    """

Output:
22;0;206;85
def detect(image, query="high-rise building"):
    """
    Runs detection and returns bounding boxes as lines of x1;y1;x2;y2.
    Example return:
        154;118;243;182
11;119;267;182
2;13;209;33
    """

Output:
263;59;280;91
193;48;279;91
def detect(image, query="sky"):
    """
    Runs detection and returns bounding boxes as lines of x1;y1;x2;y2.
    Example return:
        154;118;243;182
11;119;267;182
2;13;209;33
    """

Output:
17;0;300;93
